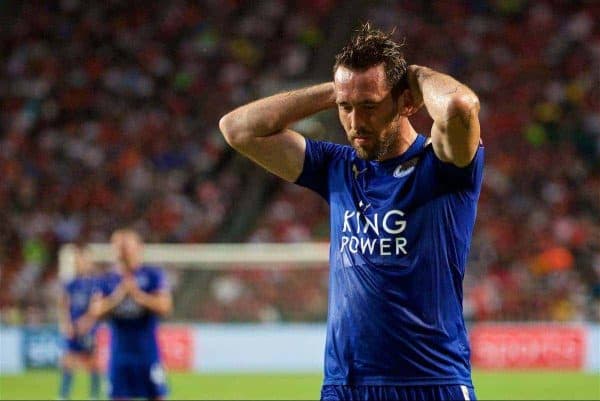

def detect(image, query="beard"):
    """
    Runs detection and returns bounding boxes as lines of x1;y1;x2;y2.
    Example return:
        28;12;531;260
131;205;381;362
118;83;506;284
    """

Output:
350;130;399;161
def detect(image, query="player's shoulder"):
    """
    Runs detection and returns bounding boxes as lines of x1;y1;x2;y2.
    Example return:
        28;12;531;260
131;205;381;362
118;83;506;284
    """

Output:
139;264;166;277
420;137;484;166
307;138;354;160
139;263;164;272
64;278;77;292
99;269;122;287
138;264;168;292
91;271;108;284
103;269;121;280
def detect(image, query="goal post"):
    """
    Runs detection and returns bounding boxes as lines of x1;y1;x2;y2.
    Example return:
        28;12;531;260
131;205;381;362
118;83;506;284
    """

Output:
58;242;331;281
58;242;332;322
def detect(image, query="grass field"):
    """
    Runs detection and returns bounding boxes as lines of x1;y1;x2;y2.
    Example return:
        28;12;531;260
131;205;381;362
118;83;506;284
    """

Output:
1;370;598;400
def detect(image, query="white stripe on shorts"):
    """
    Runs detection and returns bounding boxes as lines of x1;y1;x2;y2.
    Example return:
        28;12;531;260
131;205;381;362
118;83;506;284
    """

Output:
460;385;470;401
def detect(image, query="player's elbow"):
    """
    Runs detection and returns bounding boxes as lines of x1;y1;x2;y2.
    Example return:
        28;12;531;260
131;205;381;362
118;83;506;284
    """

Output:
219;113;251;151
158;297;173;317
448;93;480;120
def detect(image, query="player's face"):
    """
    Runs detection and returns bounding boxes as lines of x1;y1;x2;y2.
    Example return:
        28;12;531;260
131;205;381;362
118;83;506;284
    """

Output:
74;249;93;275
334;64;401;161
113;232;143;271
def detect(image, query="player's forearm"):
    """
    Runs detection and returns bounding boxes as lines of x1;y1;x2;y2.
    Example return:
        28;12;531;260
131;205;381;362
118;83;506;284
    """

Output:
57;295;72;334
134;291;173;317
58;311;71;329
91;293;123;318
74;313;96;335
219;83;335;147
93;299;116;318
409;65;479;130
58;313;73;335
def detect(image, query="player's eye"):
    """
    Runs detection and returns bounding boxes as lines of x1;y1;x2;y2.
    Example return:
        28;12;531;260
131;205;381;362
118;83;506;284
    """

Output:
363;103;377;110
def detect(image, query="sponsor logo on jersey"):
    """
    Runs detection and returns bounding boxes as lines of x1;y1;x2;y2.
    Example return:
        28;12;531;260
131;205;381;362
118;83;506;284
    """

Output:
393;156;419;178
340;209;408;256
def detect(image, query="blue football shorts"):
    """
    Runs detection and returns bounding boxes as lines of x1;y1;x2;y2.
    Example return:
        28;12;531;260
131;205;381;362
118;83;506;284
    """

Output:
320;384;477;401
108;360;168;399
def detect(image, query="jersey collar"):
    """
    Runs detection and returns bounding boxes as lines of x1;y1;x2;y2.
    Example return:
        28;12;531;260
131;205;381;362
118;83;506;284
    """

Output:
369;134;426;169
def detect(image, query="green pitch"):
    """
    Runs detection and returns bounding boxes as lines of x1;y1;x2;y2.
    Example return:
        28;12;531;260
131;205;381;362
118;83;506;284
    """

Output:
1;370;598;400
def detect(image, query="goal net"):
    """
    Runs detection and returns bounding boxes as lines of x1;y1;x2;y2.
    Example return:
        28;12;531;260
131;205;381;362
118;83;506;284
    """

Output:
58;243;330;322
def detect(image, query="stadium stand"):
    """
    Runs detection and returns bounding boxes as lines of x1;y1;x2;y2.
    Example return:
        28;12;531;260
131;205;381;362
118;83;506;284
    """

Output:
1;0;598;324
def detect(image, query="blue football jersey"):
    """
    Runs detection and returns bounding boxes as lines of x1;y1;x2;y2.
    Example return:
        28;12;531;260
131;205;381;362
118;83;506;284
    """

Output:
64;275;100;327
296;134;484;386
100;265;168;364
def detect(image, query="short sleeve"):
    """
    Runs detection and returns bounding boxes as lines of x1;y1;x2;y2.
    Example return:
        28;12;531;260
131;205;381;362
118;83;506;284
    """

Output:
432;145;485;196
98;272;118;296
295;138;346;199
148;267;168;293
63;281;72;295
91;276;104;295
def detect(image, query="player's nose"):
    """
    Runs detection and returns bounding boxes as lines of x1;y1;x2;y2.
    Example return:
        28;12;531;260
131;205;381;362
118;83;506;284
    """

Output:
349;110;365;133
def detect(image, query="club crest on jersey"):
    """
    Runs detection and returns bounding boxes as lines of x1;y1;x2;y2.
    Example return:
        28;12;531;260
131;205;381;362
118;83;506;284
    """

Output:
393;156;419;178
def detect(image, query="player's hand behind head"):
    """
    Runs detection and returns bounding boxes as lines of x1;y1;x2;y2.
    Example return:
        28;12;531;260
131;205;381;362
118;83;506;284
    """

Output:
405;65;424;114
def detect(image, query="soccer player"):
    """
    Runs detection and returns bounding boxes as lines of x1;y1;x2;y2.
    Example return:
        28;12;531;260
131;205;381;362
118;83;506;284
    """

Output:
219;23;483;401
57;245;102;400
89;229;172;400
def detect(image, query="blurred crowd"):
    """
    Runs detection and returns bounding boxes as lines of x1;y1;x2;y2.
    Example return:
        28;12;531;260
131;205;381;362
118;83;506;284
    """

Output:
0;0;336;323
1;0;598;324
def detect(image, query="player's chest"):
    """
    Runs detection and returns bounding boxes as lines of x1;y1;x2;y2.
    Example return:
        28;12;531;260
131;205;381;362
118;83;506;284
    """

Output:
111;272;153;319
70;281;93;308
111;271;152;292
330;159;435;213
70;290;90;309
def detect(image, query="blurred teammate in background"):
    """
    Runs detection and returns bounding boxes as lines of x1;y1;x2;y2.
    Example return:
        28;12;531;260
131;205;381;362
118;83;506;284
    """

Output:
57;245;102;400
89;229;172;400
220;23;482;401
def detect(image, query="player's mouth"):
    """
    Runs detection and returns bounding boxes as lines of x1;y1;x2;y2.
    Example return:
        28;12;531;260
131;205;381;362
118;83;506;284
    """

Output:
353;136;372;146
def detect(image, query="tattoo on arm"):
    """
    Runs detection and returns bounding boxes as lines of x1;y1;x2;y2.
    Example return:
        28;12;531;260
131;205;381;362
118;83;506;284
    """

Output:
444;86;460;95
416;67;479;131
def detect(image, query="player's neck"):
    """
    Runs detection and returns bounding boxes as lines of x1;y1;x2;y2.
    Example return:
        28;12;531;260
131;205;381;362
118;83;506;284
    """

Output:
378;119;418;162
120;262;140;273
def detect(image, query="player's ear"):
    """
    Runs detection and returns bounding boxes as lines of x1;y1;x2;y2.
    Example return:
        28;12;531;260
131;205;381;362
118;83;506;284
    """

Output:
397;88;421;117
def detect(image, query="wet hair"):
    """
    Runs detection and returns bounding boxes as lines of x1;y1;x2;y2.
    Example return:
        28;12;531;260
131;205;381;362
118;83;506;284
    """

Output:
334;22;409;99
